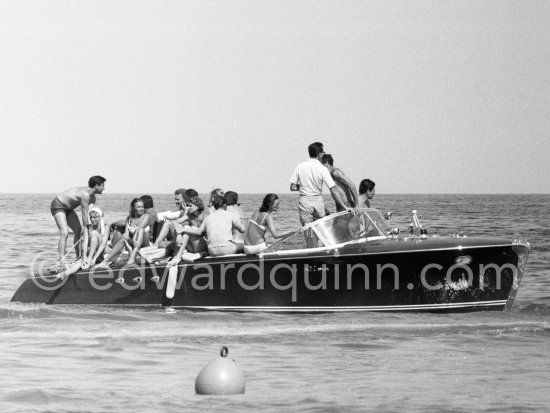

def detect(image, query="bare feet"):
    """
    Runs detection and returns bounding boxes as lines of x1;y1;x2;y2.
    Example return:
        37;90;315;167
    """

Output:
167;256;181;268
93;261;112;270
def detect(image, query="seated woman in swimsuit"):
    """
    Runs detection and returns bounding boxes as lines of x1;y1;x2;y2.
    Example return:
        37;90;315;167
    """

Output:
94;198;151;273
82;207;110;268
54;206;109;279
167;196;208;267
243;193;295;255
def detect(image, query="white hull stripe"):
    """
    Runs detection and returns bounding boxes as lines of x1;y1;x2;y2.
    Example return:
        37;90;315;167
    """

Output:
170;300;507;312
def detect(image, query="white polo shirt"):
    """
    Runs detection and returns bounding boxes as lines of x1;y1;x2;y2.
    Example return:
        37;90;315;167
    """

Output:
289;158;336;197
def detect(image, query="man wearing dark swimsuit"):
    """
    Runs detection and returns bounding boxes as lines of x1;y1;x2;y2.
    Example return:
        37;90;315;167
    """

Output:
51;176;106;267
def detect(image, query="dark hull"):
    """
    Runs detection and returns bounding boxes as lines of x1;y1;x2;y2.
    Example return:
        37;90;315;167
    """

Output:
11;237;529;312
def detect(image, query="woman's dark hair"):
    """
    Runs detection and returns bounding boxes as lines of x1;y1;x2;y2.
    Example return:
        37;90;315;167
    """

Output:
321;154;333;166
212;194;227;210
140;195;154;209
359;179;375;195
188;196;205;213
224;191;239;206
88;175;106;188
186;188;199;199
129;197;144;218
260;193;278;213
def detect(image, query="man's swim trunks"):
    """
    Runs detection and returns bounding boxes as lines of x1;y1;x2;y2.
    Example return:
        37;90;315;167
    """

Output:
50;197;71;216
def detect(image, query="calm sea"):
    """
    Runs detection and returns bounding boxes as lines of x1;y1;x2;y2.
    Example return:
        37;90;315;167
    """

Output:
0;193;549;413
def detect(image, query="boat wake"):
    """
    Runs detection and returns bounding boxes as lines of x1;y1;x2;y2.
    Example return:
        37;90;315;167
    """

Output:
0;308;548;340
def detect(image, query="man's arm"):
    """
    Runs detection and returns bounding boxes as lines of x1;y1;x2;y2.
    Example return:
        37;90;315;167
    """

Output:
329;186;355;214
265;215;294;239
289;165;300;192
183;219;206;236
332;169;360;208
80;192;91;226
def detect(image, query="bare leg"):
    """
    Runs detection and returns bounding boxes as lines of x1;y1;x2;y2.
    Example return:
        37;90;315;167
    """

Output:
94;238;125;269
180;234;190;251
154;223;170;246
53;212;69;263
111;229;123;245
109;229;124;261
66;210;82;259
142;228;151;247
127;229;144;265
167;234;190;267
87;231;100;263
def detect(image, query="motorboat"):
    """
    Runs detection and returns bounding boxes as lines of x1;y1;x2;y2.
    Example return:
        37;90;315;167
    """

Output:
11;208;530;312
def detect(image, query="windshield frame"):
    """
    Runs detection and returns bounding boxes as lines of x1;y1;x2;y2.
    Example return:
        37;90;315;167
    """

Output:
263;208;389;254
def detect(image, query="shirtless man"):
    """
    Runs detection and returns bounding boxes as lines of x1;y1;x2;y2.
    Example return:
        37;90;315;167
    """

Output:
50;176;106;267
321;154;360;212
224;191;247;253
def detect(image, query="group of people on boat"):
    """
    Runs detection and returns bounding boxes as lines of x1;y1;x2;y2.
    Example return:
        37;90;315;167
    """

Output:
49;142;375;271
290;142;375;224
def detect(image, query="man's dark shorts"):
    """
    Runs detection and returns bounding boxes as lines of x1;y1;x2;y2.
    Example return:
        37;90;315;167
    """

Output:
50;197;71;216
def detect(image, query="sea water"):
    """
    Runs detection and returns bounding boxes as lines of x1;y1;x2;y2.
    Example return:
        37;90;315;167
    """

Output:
0;194;548;413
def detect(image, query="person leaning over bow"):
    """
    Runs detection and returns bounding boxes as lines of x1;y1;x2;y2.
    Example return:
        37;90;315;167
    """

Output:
289;142;352;225
50;175;106;268
243;193;295;255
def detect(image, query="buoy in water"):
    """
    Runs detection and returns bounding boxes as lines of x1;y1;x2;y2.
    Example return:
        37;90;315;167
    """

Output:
195;346;245;395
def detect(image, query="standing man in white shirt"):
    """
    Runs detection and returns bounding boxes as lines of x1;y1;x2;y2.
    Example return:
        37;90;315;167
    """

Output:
289;142;352;226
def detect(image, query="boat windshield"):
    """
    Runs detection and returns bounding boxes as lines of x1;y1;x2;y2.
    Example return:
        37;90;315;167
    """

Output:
264;209;390;252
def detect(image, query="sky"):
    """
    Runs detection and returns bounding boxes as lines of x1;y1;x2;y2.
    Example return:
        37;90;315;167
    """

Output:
1;0;549;194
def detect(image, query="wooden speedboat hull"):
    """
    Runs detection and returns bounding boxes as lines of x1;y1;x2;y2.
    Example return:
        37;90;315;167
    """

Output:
11;236;529;312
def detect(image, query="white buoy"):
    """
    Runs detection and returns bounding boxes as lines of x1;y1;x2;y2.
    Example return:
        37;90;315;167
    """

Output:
195;346;246;395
